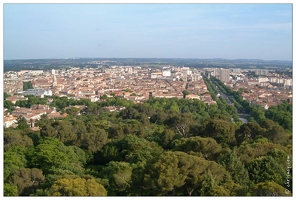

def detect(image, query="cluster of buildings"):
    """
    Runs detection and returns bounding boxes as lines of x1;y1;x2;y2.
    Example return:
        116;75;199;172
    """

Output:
4;66;214;104
3;65;292;128
208;68;293;109
3;104;68;129
3;66;215;128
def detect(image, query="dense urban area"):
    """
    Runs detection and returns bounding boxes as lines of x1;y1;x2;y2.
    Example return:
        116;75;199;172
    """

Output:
3;58;292;196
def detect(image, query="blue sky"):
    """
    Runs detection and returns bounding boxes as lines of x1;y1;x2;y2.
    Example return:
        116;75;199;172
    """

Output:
3;3;292;60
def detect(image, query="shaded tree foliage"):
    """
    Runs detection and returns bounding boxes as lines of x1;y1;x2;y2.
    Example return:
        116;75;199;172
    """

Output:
99;161;133;195
200;117;236;146
10;168;45;195
235;121;265;145
97;134;164;165
4;129;34;151
172;136;222;160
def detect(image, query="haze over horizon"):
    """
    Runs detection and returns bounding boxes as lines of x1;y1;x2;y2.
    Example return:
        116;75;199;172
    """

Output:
4;4;292;61
3;57;293;62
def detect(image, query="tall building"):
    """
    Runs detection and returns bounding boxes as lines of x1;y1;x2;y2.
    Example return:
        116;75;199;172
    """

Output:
221;69;230;82
214;68;229;83
182;70;188;81
255;69;268;76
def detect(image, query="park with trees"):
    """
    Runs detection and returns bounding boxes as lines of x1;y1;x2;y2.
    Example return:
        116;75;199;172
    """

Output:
3;85;292;196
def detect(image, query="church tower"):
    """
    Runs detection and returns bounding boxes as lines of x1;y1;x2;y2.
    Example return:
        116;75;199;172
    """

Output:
52;69;57;87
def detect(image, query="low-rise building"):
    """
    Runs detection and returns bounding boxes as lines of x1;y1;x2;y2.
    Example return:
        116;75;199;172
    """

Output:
19;88;52;96
3;115;18;128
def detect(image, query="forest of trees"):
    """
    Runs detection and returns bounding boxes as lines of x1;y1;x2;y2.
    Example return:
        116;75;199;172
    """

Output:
3;91;292;196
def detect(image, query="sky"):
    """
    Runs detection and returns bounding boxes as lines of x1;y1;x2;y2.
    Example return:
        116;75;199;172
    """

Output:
3;3;293;60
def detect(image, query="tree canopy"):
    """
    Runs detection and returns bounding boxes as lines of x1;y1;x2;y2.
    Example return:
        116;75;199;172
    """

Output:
4;94;292;196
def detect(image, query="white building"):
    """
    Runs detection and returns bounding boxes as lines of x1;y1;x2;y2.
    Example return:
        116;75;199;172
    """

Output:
20;88;52;96
192;74;201;81
3;115;18;128
30;70;44;76
259;77;269;83
284;79;293;86
162;70;171;77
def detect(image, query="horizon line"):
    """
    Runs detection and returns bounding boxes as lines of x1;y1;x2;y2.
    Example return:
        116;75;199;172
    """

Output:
4;57;293;62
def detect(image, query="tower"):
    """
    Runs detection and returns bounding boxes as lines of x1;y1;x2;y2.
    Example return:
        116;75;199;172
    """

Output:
52;69;57;87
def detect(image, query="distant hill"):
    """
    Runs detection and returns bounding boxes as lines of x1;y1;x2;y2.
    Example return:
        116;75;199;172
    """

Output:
4;58;292;72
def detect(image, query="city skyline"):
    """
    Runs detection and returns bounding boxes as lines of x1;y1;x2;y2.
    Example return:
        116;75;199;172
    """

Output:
3;3;293;61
